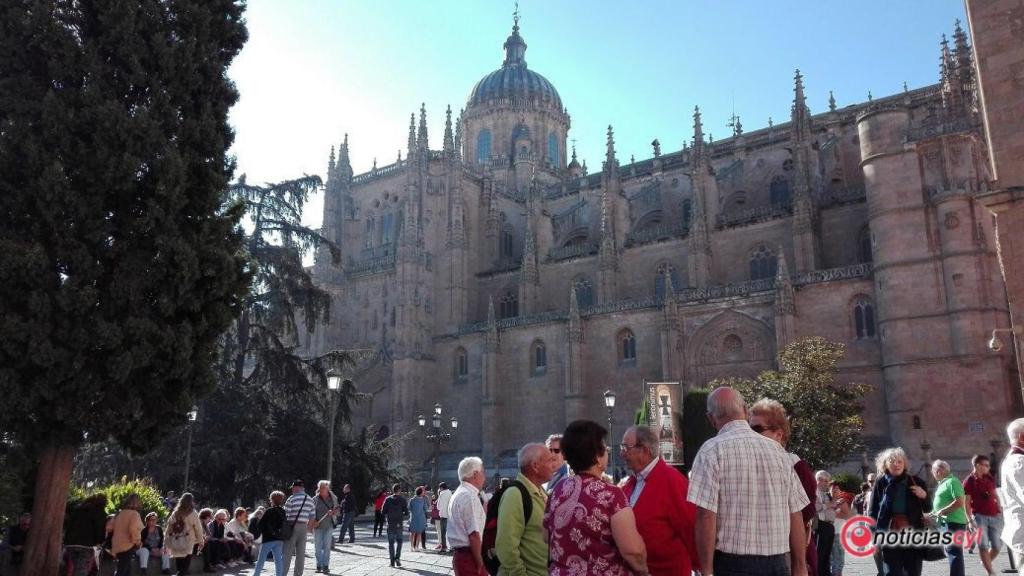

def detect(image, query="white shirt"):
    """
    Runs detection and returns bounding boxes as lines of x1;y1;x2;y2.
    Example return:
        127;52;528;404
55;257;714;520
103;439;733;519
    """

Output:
224;519;251;542
687;419;810;556
437;489;453;519
628;457;660;507
446;481;486;549
1001;450;1024;553
817;489;837;522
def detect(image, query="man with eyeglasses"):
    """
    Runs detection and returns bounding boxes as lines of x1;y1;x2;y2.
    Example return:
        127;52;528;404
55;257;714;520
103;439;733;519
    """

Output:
687;387;810;576
543;434;570;494
620;425;700;576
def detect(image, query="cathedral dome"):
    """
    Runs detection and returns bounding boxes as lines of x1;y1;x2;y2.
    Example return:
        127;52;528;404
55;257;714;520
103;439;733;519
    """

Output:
466;20;562;111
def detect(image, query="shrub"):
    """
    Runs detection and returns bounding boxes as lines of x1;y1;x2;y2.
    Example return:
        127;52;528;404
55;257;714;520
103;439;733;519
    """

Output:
831;473;862;494
68;477;168;522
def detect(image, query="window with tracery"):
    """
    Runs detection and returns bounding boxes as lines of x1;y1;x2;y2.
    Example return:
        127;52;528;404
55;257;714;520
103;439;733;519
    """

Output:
770;176;790;205
749;245;777;281
499;292;519;319
532;340;547;374
858;226;873;264
853;296;876;339
573;276;594;308
548;132;559;166
455;347;468;378
619;329;637;364
477;129;492;164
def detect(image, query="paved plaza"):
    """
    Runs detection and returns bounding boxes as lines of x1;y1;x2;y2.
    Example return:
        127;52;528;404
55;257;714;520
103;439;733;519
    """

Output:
230;519;1015;576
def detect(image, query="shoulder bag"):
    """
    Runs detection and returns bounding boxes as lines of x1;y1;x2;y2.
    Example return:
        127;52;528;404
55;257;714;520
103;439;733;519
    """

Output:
281;493;308;541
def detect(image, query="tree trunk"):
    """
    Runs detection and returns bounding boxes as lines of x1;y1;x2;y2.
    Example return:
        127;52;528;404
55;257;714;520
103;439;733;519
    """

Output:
21;441;76;576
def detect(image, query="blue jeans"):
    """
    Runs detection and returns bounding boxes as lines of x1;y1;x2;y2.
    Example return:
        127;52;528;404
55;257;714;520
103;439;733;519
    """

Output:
254;540;285;576
387;529;403;562
314;528;333;568
975;513;1003;551
339;512;355;543
944;522;966;576
713;551;788;576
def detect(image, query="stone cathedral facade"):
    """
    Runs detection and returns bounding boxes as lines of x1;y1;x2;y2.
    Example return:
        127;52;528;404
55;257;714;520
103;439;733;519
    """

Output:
306;18;1018;475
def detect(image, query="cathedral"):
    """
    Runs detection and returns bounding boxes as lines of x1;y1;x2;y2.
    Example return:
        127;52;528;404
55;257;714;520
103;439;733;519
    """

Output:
306;16;1018;477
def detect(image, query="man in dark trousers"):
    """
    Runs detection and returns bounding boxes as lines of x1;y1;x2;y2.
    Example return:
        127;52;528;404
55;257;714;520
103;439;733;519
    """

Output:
338;484;357;544
381;484;409;568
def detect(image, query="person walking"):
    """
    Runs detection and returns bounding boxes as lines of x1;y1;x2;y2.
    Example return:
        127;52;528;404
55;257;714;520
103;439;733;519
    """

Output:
409;486;428;551
312;480;339;573
964;454;1003;576
64;494;108;576
163;493;205;576
253;491;287;576
381;484;409;567
1002;418;1024;575
931;459;970;576
372;489;388;538
687;387;810;576
620;425;699;576
447;457;489;576
494;443;556;576
282;480;316;576
111;494;144;576
868;447;932;576
337;484;357;545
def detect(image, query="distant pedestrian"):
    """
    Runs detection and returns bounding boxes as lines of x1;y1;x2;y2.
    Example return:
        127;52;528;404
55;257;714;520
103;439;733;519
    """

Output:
409;486;428;550
373;489;388;538
338;484;356;544
964;454;1002;576
1001;418;1024;575
282;480;316;576
111;495;144;576
436;482;452;552
687;387;810;576
447;456;488;576
381;484;409;567
311;480;339;573
64;495;108;576
163;493;205;576
253;491;287;576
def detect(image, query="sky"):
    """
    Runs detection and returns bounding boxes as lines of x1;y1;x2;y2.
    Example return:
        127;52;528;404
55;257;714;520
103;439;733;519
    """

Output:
227;0;968;230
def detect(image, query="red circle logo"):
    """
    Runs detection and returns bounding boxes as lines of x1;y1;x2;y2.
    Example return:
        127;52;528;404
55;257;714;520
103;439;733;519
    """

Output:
840;515;877;557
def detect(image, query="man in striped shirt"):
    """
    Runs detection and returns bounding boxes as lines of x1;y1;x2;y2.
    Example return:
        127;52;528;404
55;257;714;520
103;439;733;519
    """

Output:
687;387;810;576
282;480;317;576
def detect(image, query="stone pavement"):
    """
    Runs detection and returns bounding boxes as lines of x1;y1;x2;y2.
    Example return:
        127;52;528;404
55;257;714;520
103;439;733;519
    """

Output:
231;519;1015;576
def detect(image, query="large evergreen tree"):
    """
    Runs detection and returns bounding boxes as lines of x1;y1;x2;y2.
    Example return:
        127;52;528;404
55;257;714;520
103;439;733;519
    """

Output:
0;2;249;573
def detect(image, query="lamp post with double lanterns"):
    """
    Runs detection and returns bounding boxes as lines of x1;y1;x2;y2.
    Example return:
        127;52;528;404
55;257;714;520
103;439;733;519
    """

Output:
183;406;198;493
326;371;350;483
604;390;617;482
418;403;458;488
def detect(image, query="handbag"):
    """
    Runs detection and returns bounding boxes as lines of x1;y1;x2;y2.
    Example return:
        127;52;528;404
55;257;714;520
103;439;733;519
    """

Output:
907;475;945;562
281;493;308;540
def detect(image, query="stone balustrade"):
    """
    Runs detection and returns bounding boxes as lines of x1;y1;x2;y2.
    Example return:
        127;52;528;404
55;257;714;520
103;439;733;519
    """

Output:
546;242;599;262
625;222;688;247
716;201;792;228
346;253;396;278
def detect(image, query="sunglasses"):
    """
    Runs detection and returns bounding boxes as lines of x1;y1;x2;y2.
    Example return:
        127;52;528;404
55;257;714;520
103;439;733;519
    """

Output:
550;448;561;454
750;424;776;434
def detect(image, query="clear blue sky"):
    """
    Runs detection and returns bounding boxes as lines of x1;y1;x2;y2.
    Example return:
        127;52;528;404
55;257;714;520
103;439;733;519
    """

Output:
228;0;968;229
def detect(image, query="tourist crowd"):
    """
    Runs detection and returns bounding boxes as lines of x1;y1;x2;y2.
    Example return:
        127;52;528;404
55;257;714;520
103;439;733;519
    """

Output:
7;387;1024;576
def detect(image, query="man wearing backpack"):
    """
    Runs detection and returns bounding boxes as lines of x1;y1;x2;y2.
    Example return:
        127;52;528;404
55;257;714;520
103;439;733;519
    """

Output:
491;443;558;576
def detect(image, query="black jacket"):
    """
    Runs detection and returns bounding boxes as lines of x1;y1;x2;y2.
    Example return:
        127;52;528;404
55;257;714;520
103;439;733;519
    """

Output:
65;504;107;547
259;506;286;542
869;472;933;529
140;525;164;550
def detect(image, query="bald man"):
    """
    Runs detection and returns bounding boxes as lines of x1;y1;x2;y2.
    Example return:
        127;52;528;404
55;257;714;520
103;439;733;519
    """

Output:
687;387;810;576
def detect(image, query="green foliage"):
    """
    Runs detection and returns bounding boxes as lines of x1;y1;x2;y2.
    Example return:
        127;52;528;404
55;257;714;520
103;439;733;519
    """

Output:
682;389;717;474
710;337;872;469
832;473;862;494
0;0;250;451
68;478;168;522
0;442;32;527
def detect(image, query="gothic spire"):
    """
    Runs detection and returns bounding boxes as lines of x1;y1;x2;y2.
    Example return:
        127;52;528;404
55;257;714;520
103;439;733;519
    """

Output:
774;249;795;315
407;113;416;158
454;109;463;162
604;125;617;173
791;69;811;142
337;134;352;182
328;145;336;176
443;105;454;158
828;90;837;112
417;103;428;151
692;106;704;152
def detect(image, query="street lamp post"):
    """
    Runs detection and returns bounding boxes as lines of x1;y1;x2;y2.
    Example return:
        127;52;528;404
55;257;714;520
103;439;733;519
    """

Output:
183;407;198;493
326;371;347;483
604;390;616;482
418;403;458;488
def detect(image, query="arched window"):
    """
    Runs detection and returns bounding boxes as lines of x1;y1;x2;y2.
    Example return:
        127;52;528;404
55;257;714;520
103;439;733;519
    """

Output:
682;199;693;224
853;296;876;339
531;340;547;375
477;129;492;164
380;212;395;245
454;347;468;378
500;225;516;259
364;217;375;248
770;176;790;205
749;245;777;281
619;329;637;365
547;132;559;166
573;276;594;308
858;225;873;264
499;292;519;319
654;263;681;300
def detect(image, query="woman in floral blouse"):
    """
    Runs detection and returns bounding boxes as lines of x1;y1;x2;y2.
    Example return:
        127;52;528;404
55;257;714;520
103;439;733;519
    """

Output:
544;419;648;576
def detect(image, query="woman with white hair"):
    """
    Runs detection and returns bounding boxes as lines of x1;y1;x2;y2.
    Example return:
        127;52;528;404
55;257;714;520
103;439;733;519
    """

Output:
868;447;932;576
